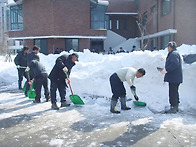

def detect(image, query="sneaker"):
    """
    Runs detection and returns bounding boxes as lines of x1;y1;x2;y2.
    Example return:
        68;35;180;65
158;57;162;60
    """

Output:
61;101;70;107
121;106;131;110
110;107;120;114
51;103;59;110
165;106;178;114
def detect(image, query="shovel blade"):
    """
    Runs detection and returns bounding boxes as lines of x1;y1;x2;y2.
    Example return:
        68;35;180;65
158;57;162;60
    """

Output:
70;94;84;105
27;90;36;100
133;101;146;106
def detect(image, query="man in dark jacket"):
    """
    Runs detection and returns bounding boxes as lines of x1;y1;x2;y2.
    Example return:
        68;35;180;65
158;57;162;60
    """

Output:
49;53;79;110
27;59;50;103
14;47;29;89
160;41;183;113
25;46;40;96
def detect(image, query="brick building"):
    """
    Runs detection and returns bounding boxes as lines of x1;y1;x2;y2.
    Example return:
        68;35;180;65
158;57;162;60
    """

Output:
8;0;196;54
137;0;196;50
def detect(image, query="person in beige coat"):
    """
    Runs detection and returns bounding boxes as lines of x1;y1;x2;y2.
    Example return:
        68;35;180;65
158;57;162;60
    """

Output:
109;67;146;113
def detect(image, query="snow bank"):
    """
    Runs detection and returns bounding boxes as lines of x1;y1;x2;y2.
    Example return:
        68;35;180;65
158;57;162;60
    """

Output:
0;44;196;110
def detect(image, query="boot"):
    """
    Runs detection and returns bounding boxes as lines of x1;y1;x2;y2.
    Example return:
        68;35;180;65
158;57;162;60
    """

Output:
45;97;51;102
61;101;70;107
165;105;178;114
51;103;59;110
110;99;120;114
120;97;131;110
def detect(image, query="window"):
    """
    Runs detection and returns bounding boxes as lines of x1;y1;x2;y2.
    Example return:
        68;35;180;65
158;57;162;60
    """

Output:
105;15;110;30
10;4;23;30
91;4;107;30
151;38;157;50
161;35;171;49
116;20;120;30
34;39;48;55
162;0;171;16
142;11;148;26
66;39;79;52
151;5;156;14
109;20;112;30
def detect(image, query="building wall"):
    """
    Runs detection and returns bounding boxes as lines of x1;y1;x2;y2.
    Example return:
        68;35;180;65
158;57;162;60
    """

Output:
138;0;196;49
79;39;90;51
175;0;196;46
9;0;106;38
109;15;137;39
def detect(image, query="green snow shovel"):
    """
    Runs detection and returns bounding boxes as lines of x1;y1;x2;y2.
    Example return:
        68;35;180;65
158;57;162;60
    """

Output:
27;72;36;100
133;101;147;106
64;71;84;105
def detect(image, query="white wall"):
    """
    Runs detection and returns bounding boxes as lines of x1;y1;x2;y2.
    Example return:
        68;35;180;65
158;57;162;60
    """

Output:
113;38;140;53
104;30;126;52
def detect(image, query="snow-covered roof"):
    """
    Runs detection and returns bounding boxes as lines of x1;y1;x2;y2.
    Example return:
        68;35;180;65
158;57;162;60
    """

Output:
105;12;138;15
8;35;107;40
137;29;177;40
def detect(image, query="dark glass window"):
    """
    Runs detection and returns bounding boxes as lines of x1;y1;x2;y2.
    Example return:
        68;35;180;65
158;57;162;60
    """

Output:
66;39;79;52
34;39;48;55
161;35;171;49
162;0;171;16
91;4;107;30
10;4;23;30
142;11;148;26
123;19;127;30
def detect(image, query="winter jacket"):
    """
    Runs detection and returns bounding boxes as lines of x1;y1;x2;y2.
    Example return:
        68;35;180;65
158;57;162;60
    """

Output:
29;60;47;79
48;54;76;83
14;50;28;67
164;49;183;84
27;52;40;66
116;67;137;87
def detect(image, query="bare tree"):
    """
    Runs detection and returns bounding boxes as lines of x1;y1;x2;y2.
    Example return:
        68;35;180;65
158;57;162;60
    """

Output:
135;11;157;51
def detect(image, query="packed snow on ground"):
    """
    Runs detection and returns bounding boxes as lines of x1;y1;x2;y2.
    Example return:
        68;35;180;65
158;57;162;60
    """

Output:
0;44;196;146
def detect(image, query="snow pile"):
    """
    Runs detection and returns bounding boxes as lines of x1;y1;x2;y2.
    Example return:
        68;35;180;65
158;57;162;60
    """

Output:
0;44;196;111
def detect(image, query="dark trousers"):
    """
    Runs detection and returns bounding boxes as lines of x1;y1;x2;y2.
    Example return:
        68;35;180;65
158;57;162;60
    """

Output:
34;73;49;102
50;80;66;104
110;73;126;101
17;68;27;89
169;83;180;107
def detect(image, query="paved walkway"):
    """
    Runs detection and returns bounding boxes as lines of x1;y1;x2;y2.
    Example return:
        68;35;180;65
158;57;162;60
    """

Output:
0;89;196;147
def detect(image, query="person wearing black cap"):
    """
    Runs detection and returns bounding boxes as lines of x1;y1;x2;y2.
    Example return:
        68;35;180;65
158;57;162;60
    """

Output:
109;67;146;113
14;46;29;89
49;53;79;110
159;41;183;114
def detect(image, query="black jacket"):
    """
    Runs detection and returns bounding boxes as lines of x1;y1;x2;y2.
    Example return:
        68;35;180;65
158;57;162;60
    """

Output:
164;49;183;83
48;54;76;83
27;52;40;66
29;60;47;79
14;50;28;66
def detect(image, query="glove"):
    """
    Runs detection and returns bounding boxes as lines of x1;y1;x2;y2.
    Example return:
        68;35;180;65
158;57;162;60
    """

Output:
25;66;30;72
160;69;167;74
63;66;68;73
130;85;136;95
16;65;20;69
134;95;139;101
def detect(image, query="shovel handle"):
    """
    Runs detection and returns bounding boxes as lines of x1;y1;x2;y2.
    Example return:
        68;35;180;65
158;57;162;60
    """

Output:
64;71;74;95
27;72;32;91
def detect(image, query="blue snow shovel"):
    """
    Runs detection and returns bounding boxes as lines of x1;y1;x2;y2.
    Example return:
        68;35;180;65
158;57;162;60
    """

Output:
64;71;84;105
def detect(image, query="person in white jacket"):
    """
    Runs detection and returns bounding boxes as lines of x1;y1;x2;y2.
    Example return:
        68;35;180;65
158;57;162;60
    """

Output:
109;67;146;113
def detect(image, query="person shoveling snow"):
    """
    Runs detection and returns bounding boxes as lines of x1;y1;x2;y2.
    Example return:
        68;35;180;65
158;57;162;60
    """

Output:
109;67;146;113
